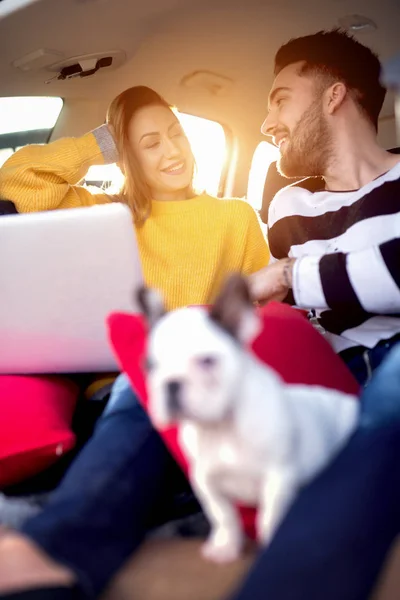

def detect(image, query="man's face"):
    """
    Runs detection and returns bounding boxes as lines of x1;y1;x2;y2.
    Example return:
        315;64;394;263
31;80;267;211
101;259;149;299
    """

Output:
261;62;332;178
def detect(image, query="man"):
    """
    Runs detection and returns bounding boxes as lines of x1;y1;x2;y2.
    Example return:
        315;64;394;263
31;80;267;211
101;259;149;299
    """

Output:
249;29;400;385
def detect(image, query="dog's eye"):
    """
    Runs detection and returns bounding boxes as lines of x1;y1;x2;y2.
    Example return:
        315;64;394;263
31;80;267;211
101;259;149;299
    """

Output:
144;357;156;372
197;356;218;369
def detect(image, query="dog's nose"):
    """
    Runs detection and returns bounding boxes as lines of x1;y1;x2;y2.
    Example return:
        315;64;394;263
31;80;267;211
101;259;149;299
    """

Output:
167;380;181;396
166;380;182;413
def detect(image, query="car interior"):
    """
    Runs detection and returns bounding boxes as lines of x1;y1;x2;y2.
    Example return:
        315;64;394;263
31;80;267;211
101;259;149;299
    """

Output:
0;0;399;598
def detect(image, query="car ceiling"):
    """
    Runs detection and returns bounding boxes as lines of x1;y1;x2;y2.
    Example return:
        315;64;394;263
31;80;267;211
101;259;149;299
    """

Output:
0;0;399;133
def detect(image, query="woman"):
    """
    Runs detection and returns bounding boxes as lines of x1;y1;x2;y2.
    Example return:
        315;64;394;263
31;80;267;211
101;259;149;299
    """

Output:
1;86;269;399
0;86;268;311
0;87;269;598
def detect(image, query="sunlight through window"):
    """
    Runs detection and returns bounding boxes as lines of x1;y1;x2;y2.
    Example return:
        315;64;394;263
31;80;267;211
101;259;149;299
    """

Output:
178;113;227;196
0;97;64;168
0;97;63;135
247;141;280;210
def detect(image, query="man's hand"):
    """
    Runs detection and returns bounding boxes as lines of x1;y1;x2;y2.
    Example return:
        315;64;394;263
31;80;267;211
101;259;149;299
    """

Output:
248;258;296;305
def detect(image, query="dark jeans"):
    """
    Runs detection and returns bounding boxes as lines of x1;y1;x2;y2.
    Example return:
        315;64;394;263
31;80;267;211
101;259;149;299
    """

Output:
23;375;200;597
231;342;400;600
340;332;400;386
23;343;400;599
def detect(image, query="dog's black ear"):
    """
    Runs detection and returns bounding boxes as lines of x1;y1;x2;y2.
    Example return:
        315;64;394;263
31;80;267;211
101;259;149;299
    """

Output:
137;287;166;327
210;274;260;344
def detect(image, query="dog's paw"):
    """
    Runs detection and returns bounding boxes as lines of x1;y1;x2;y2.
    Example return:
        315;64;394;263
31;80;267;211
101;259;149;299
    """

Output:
201;531;242;563
201;540;241;563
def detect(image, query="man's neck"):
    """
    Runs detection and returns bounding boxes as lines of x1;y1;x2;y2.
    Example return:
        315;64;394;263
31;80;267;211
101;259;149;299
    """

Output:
323;123;399;192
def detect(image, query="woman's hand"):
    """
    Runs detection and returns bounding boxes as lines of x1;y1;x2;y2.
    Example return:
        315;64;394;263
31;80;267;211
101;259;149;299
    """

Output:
248;258;296;305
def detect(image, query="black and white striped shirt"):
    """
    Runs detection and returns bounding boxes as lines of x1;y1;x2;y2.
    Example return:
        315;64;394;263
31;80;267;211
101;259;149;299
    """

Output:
268;161;400;352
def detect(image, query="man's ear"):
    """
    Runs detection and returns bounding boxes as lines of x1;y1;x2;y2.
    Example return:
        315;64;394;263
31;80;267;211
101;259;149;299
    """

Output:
210;274;261;345
325;81;347;116
137;287;165;327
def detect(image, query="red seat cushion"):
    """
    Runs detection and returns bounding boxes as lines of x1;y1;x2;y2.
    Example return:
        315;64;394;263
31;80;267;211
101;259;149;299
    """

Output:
107;302;359;537
0;376;79;488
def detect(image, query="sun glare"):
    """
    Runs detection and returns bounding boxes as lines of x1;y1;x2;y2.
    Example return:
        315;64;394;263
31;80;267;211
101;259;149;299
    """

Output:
177;112;227;196
84;163;125;191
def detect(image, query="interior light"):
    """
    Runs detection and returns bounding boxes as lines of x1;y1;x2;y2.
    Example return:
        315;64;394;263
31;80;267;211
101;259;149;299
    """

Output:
338;15;377;33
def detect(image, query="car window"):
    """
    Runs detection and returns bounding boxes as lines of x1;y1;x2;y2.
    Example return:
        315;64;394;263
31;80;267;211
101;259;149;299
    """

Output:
0;96;63;165
247;141;280;210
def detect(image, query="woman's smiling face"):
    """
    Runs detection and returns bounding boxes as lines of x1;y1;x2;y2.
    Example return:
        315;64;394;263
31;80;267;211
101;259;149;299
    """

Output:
129;104;195;201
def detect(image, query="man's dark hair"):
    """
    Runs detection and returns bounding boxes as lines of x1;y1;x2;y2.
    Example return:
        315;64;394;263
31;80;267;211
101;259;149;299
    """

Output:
274;29;386;130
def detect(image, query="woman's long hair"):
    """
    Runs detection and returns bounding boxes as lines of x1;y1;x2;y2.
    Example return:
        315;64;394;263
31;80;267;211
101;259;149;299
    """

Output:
107;86;195;226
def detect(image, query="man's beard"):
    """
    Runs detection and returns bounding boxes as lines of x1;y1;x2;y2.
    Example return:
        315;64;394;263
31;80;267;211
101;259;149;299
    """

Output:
277;97;332;179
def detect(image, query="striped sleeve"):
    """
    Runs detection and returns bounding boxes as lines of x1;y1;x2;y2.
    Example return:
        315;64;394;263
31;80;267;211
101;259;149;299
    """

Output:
293;238;400;313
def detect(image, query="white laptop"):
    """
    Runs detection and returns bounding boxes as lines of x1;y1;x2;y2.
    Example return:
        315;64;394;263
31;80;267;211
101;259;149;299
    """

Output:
0;203;143;374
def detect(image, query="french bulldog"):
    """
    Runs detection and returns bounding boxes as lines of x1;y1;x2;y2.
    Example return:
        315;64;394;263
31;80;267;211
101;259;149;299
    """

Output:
138;275;359;563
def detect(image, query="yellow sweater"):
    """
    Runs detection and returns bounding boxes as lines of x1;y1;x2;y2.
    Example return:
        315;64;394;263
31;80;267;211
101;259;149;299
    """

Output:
0;126;270;394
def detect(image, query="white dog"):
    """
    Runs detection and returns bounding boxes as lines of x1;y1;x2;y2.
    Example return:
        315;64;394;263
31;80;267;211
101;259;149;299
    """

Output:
138;275;360;563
